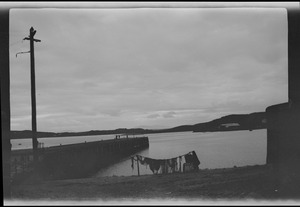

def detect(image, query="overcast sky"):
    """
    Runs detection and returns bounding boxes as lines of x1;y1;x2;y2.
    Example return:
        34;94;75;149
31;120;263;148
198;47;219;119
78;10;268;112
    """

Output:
9;7;288;132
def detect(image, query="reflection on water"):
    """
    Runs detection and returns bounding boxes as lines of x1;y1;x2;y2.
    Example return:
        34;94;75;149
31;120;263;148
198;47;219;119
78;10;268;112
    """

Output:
95;129;267;177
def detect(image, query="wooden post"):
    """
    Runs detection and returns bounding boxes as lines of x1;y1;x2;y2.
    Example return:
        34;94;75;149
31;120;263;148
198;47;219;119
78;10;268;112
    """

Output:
24;27;41;172
179;157;181;173
137;156;140;176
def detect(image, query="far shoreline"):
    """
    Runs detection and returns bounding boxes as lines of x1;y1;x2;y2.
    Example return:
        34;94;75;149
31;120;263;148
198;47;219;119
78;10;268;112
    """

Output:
10;127;266;140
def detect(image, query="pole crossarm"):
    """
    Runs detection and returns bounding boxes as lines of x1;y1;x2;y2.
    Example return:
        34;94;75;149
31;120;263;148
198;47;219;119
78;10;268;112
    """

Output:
23;37;41;42
23;27;41;43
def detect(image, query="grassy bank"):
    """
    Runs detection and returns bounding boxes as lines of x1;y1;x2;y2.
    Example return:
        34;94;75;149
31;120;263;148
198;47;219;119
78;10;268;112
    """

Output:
6;164;300;205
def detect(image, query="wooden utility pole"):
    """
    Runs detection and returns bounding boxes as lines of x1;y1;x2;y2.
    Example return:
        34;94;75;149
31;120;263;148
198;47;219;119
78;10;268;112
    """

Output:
24;27;41;170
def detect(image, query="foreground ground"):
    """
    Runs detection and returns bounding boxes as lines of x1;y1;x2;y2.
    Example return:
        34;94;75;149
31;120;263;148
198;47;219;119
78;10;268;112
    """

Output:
6;164;300;205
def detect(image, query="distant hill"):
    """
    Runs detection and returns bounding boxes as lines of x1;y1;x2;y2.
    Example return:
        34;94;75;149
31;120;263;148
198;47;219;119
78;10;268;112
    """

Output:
10;112;266;139
157;112;266;133
192;112;266;132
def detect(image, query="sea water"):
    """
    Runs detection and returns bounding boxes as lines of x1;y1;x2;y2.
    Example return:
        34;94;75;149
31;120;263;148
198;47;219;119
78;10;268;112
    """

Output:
95;129;267;177
11;129;267;177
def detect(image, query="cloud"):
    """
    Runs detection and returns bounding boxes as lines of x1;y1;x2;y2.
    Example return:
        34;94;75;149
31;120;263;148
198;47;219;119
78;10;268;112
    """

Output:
147;114;160;119
9;8;288;131
162;111;176;118
146;111;176;119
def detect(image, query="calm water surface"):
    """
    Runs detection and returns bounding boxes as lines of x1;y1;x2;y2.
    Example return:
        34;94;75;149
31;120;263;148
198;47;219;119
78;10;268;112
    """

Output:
95;129;267;177
11;129;267;177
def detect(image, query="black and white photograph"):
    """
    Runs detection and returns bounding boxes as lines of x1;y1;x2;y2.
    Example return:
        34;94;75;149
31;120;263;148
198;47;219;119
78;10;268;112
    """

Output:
2;2;300;205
